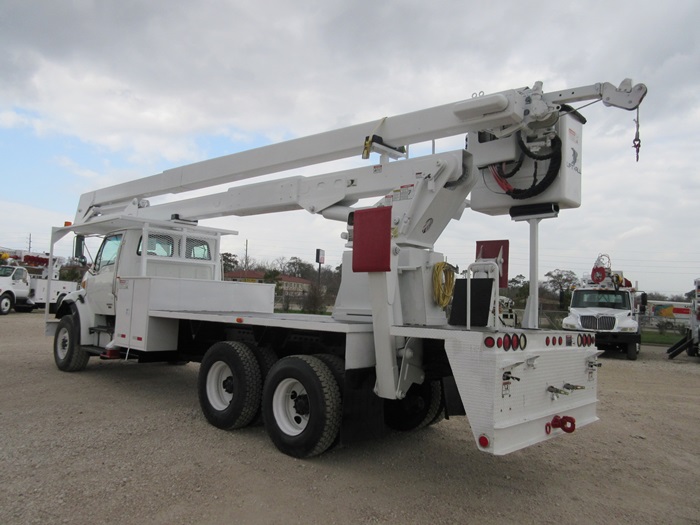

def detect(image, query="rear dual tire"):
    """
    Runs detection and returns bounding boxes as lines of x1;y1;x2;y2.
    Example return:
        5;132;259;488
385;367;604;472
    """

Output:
198;341;262;430
262;355;342;458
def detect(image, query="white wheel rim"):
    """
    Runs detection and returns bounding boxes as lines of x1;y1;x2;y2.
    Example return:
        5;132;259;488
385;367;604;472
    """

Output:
272;378;309;436
206;361;233;411
56;327;70;360
0;297;9;313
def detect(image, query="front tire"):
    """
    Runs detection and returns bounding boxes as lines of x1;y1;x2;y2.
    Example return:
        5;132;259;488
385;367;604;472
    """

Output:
626;343;640;361
53;315;90;371
262;355;341;458
0;293;13;315
198;341;262;430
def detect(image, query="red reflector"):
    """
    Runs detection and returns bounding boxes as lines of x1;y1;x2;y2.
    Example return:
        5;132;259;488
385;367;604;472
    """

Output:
511;334;519;350
503;334;511;351
484;336;495;348
478;435;490;448
236;317;244;323
119;334;126;338
136;336;143;341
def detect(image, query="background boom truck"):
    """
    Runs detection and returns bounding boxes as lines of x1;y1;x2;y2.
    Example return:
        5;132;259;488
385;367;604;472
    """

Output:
46;78;646;458
563;254;646;361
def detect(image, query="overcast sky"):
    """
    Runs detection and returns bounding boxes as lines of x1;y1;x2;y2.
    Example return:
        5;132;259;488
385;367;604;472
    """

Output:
1;0;698;296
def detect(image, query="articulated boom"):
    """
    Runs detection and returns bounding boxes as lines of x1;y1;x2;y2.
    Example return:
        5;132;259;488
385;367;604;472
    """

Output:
71;79;646;228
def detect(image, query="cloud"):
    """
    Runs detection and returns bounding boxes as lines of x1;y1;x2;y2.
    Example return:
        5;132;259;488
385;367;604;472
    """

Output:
0;0;698;294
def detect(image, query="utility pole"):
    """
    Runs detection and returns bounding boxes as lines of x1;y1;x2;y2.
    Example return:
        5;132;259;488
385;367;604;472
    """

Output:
315;249;324;287
244;239;249;271
27;233;32;253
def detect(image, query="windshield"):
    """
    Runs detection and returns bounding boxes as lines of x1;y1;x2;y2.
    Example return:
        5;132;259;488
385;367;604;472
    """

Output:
571;290;631;310
0;266;15;277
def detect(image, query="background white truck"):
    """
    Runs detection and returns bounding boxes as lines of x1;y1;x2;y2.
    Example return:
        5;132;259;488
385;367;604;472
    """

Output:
667;278;700;360
47;78;645;459
563;254;647;360
0;263;78;315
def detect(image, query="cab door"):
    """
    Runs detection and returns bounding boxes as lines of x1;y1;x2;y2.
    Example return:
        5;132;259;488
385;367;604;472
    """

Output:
11;267;30;302
85;233;123;316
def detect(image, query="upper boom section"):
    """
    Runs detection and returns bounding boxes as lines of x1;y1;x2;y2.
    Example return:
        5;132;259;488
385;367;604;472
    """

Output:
74;79;646;226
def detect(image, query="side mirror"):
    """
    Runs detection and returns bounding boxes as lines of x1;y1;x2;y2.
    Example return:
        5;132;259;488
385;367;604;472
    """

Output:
638;292;647;314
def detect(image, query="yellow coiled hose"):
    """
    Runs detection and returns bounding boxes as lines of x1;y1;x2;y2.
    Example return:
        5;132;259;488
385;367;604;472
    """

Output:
432;262;456;309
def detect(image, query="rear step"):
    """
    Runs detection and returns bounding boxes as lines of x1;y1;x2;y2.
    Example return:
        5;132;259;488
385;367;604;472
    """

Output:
89;325;113;335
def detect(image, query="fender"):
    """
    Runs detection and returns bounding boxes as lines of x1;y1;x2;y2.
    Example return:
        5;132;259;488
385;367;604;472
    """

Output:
55;289;97;345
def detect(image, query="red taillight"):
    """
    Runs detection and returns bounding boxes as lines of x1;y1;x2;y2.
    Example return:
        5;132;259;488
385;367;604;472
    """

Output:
484;336;495;348
496;337;503;348
558;336;563;345
503;334;512;351
546;336;551;346
511;334;519;350
478;435;490;448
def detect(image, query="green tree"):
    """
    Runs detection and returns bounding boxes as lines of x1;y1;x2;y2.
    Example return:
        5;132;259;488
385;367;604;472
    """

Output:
302;283;325;314
285;256;316;280
59;264;85;283
507;274;529;308
544;269;579;309
263;269;282;294
221;252;239;273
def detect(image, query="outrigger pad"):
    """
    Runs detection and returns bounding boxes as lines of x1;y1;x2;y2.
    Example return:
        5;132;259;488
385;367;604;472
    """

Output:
448;278;493;327
352;207;392;273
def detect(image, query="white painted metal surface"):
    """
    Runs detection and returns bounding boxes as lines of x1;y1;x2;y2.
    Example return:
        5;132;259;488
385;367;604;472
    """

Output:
45;77;647;457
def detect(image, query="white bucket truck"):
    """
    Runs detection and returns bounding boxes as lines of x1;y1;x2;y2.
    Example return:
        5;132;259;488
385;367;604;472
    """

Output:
46;79;646;458
563;254;646;360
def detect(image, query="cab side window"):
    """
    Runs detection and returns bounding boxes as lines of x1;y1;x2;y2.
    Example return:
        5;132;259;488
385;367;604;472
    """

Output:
94;234;123;272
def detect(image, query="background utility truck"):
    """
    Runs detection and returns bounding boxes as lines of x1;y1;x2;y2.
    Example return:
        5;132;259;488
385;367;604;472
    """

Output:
667;278;700;360
0;261;78;315
563;254;646;360
47;78;646;458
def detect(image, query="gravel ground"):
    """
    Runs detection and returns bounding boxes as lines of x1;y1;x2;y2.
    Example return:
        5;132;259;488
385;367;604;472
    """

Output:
1;311;699;525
